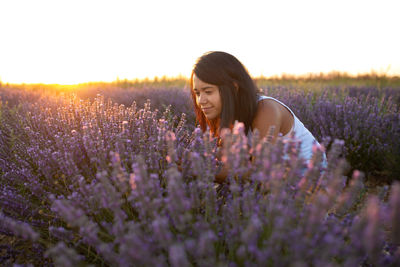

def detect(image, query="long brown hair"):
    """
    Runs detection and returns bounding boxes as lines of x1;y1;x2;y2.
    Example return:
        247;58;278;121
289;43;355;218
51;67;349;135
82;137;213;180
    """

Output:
190;51;258;138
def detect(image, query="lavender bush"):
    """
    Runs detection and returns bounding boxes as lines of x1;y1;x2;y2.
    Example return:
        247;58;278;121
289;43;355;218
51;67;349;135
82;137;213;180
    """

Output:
1;91;400;266
4;82;398;181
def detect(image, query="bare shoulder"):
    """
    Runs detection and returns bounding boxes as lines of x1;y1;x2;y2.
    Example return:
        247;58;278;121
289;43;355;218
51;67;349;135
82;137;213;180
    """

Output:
254;99;282;120
251;99;283;137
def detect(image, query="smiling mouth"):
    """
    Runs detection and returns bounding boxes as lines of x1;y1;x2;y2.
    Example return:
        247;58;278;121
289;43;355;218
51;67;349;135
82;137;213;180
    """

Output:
201;107;213;112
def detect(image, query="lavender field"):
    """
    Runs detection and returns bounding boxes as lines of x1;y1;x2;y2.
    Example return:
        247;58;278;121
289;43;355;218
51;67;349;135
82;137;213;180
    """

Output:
1;77;400;266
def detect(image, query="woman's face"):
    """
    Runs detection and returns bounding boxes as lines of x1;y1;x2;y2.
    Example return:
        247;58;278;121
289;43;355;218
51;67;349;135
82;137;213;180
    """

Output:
192;74;222;120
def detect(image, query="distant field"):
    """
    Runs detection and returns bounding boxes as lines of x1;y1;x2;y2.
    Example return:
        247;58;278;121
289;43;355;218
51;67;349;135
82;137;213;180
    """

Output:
1;72;400;91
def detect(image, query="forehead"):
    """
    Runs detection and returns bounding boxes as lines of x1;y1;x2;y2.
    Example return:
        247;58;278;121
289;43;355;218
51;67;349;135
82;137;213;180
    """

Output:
192;74;217;89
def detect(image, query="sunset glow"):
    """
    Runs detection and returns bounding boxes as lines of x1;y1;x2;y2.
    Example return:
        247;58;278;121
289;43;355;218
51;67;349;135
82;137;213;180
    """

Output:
0;0;399;84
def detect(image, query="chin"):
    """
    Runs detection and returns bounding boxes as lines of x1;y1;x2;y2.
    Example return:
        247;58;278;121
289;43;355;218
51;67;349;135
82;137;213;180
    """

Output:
205;114;217;120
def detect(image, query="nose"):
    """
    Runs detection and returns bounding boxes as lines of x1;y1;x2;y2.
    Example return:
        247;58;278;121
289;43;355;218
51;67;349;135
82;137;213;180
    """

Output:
198;92;208;105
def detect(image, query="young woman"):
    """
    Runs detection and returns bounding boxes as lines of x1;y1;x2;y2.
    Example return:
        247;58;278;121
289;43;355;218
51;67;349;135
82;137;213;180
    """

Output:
190;51;326;183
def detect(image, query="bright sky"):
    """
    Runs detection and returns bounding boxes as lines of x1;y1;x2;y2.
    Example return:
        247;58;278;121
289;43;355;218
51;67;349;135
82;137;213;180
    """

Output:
0;0;399;84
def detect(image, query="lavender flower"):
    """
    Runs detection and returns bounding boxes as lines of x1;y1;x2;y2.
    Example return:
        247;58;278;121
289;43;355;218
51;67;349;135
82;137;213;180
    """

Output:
0;212;39;241
1;84;399;266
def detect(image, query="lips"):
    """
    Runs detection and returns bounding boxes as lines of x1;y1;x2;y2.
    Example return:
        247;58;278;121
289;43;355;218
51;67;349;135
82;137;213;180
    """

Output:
201;107;213;113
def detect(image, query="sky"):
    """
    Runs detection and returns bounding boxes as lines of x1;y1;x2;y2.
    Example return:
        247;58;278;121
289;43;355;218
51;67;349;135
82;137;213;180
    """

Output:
0;0;399;84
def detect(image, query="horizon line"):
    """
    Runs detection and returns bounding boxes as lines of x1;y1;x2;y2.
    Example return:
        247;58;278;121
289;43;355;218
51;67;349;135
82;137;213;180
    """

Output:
1;70;399;86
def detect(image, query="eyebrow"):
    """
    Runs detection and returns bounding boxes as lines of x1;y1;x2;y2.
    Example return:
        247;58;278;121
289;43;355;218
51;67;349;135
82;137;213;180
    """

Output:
193;86;214;91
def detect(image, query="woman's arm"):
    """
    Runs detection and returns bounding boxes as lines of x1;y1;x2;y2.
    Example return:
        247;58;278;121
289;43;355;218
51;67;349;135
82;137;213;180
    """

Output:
215;162;230;184
214;100;284;184
214;138;253;184
215;155;254;184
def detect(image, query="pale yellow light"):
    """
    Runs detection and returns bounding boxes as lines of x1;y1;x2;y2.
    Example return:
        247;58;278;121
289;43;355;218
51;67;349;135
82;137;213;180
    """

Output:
0;0;399;84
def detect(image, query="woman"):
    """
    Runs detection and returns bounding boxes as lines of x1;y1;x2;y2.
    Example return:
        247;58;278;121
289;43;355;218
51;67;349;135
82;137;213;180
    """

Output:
190;51;326;183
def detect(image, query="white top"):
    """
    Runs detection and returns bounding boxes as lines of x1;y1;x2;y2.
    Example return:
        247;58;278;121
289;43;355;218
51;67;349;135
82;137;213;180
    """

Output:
248;95;324;164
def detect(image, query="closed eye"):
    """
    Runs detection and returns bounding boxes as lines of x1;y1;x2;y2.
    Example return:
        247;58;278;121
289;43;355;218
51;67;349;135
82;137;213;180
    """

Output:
194;88;214;96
